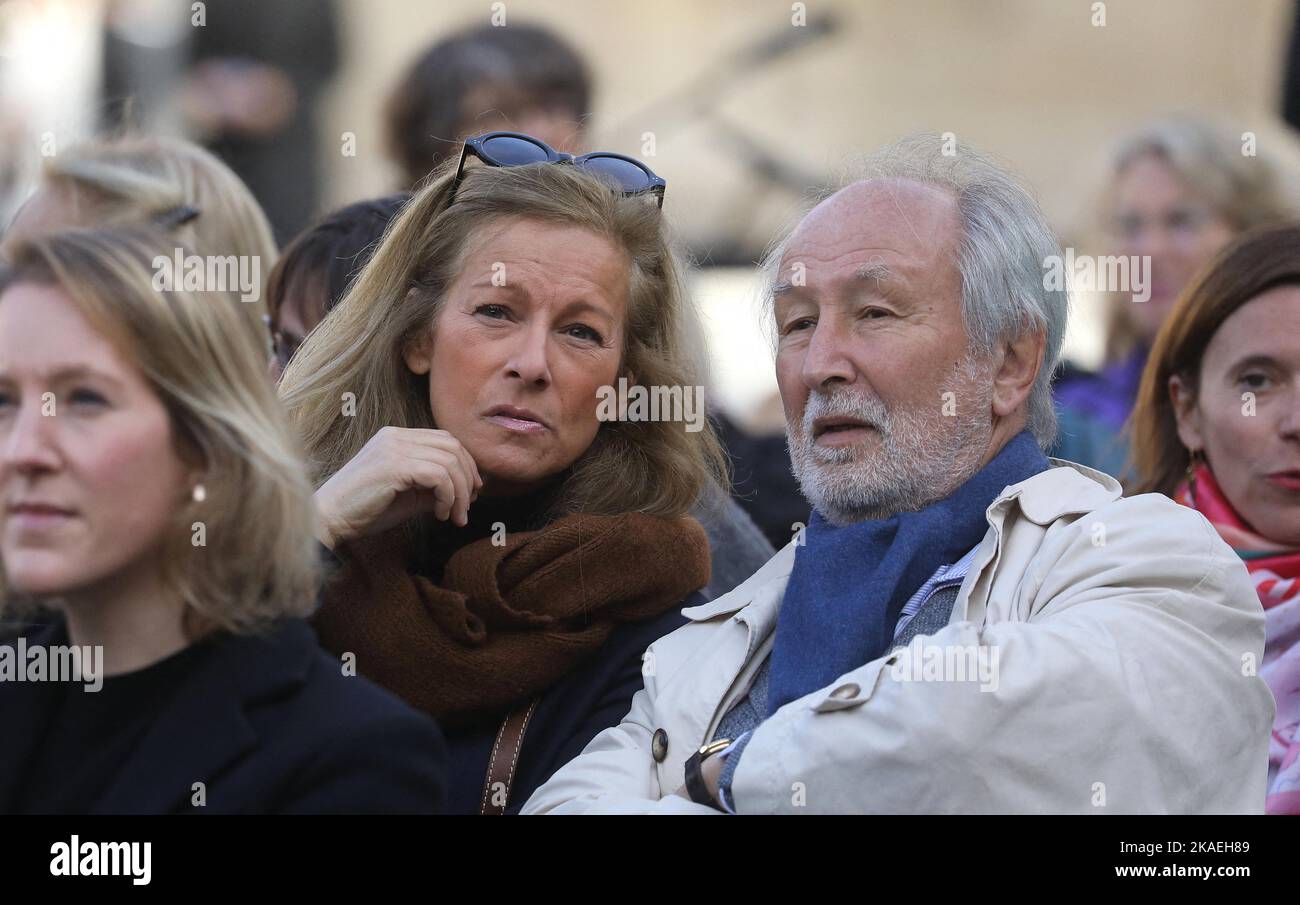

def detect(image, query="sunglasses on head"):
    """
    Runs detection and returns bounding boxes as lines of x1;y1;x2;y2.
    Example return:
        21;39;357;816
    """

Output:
451;131;666;208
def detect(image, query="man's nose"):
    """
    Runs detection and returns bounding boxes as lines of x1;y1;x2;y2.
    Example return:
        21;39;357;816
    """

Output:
1129;221;1173;261
801;317;856;390
504;323;553;387
1;398;62;474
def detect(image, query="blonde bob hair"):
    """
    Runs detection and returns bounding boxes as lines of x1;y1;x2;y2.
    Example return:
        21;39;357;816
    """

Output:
279;160;727;520
15;134;277;356
0;227;319;633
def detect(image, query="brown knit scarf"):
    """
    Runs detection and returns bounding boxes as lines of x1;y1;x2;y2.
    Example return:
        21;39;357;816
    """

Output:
313;513;710;726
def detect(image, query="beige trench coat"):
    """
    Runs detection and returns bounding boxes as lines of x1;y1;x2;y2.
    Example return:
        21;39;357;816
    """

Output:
524;462;1274;814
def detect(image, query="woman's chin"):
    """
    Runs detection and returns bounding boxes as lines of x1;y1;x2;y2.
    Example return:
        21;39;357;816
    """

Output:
4;561;81;598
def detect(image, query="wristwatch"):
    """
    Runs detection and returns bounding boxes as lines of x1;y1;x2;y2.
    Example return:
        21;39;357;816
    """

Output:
684;737;733;808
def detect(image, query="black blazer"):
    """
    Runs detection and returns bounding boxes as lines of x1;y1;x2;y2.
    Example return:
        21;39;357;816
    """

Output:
440;599;696;814
0;619;447;814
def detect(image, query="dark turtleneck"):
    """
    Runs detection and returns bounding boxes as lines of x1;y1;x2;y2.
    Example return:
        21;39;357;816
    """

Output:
408;480;562;583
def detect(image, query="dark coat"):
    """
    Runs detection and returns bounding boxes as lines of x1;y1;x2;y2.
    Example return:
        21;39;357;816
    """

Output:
441;601;695;814
0;618;447;815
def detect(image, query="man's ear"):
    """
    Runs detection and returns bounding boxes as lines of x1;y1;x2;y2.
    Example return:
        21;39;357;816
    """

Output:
991;328;1045;419
1169;374;1203;453
403;329;433;376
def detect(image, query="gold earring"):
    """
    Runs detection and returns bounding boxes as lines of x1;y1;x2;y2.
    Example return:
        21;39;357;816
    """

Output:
1185;449;1203;497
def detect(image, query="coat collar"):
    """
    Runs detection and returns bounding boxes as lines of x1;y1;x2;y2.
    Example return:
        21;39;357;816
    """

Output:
680;461;1121;631
0;617;320;814
998;459;1122;525
681;538;796;641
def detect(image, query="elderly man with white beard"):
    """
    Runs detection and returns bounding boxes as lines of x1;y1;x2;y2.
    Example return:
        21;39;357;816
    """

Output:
523;136;1274;815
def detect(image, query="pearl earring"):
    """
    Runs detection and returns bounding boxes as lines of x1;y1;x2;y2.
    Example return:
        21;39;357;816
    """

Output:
192;484;206;503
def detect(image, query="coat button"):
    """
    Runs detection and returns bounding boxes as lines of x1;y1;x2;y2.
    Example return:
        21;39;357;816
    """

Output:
830;682;860;700
651;728;669;762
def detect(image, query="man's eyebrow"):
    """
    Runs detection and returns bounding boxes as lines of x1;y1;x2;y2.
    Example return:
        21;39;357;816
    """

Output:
853;263;895;286
773;258;910;305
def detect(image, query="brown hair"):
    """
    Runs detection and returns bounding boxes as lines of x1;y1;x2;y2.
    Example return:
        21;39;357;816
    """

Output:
266;193;410;369
1131;222;1300;495
383;23;591;189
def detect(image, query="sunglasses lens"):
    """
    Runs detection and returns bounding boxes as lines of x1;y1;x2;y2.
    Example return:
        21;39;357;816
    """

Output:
580;155;654;193
479;135;551;166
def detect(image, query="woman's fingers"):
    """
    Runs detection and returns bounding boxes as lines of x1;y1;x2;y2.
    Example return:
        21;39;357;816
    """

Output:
393;431;482;509
401;448;472;526
324;426;484;538
390;426;483;490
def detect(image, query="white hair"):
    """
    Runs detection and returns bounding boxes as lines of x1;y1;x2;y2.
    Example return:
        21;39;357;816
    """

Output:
763;134;1069;447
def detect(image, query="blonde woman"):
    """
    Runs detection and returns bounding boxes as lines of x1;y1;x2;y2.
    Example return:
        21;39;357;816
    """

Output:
1;134;277;359
0;227;445;814
280;132;744;813
1053;117;1299;475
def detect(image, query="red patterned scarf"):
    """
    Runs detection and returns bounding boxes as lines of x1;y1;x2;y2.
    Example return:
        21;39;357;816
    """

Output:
1176;463;1300;814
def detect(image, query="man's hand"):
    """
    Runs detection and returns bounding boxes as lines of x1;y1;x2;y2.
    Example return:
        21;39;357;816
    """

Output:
672;751;726;807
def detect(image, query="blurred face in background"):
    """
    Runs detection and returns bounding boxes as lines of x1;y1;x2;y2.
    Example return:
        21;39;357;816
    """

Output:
1108;152;1236;343
404;216;629;497
458;82;586;156
1171;286;1300;546
0;282;196;597
269;275;321;380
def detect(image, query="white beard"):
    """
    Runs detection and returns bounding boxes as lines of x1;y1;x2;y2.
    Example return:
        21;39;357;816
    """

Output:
787;353;995;526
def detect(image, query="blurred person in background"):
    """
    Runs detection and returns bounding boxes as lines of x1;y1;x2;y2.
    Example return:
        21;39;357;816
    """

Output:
0;227;446;814
175;0;340;243
280;135;759;813
267;193;412;376
716;398;811;550
1132;223;1300;815
384;22;590;190
1;133;278;362
1052;117;1298;478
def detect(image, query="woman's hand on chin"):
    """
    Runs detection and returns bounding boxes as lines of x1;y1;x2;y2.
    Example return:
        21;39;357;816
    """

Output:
313;426;482;549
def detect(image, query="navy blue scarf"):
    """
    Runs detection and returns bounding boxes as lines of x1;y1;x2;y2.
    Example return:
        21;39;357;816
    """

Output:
766;430;1049;716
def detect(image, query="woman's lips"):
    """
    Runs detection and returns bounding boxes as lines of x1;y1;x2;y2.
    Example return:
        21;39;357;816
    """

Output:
5;505;78;534
486;413;548;434
1266;472;1300;492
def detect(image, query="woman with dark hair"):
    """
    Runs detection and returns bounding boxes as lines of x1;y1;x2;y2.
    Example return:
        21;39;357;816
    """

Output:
383;23;591;190
267;193;411;373
1132;222;1300;814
